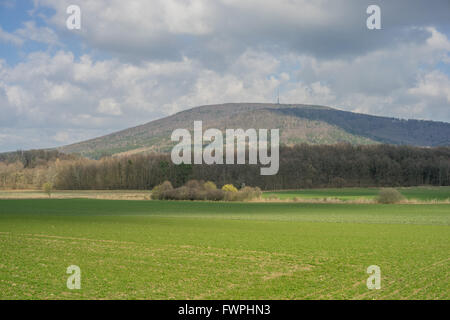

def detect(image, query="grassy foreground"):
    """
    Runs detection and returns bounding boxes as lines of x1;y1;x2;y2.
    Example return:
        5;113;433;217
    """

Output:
0;199;449;300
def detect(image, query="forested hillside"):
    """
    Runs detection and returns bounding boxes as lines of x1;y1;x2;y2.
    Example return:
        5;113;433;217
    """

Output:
57;103;450;158
2;104;449;190
276;108;450;146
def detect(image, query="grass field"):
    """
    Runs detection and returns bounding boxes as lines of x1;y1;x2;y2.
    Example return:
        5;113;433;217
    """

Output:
0;186;449;203
263;186;450;201
0;198;449;300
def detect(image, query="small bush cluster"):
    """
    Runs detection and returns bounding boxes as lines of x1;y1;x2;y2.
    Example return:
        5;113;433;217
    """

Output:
226;186;262;201
42;182;53;198
376;188;405;204
150;181;173;200
151;180;261;201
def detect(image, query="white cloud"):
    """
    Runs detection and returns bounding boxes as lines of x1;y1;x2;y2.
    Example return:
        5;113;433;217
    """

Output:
34;0;449;62
286;27;450;120
4;85;31;111
0;21;60;47
53;131;70;143
15;21;60;46
0;26;23;46
0;1;449;151
97;98;122;116
409;71;450;103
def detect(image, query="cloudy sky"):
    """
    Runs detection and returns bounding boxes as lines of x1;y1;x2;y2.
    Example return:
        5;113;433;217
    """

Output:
0;0;449;152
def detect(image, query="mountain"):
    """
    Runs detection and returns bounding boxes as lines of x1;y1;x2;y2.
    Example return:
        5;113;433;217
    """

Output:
58;103;450;159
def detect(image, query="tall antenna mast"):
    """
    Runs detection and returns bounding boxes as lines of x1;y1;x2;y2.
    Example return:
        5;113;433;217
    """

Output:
277;88;280;104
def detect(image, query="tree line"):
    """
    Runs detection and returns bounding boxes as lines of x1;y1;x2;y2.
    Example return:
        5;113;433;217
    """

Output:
0;144;449;190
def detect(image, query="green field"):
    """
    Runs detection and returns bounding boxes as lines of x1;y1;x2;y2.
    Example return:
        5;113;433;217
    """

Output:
263;186;450;201
0;199;449;300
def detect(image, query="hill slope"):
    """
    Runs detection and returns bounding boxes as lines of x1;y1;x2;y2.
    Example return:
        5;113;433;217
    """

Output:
58;103;450;158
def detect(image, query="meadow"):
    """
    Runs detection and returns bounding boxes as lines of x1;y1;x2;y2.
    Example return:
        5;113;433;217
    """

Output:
1;186;449;203
0;197;449;300
263;186;450;201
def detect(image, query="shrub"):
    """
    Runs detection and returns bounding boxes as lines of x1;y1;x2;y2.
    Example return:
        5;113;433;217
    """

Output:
42;182;53;198
205;188;224;201
185;180;202;190
222;184;238;193
189;187;207;201
163;186;188;200
377;188;405;204
237;186;262;201
224;190;237;201
252;187;262;199
223;186;262;201
152;181;260;202
221;184;238;201
161;181;219;201
151;181;173;200
204;181;217;191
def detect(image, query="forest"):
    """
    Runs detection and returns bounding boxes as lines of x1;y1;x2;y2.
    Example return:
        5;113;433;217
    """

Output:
0;144;449;190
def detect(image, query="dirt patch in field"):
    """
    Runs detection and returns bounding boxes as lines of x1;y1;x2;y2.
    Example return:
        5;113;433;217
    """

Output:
0;190;151;200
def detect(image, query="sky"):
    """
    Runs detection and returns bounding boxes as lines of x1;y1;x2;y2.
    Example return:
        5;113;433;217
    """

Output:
0;0;449;152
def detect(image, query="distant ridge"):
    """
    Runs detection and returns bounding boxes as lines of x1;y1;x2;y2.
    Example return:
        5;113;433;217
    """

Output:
57;103;450;159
